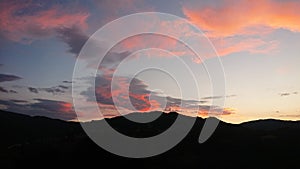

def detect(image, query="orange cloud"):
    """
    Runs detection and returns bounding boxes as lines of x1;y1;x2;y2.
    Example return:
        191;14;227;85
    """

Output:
214;38;279;57
180;0;300;57
92;75;161;112
183;0;300;37
0;1;89;42
198;107;236;118
59;102;74;113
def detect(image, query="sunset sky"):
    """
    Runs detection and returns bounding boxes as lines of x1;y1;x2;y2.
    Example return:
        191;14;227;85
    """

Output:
0;0;299;124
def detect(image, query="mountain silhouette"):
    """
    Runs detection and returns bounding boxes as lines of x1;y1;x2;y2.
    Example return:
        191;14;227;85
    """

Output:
1;110;300;169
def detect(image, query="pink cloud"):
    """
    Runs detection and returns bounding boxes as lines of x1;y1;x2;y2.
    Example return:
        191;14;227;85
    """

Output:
0;1;89;43
183;0;300;37
181;0;300;57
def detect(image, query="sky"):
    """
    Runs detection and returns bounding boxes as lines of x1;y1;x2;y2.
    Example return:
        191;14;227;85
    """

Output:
0;0;299;124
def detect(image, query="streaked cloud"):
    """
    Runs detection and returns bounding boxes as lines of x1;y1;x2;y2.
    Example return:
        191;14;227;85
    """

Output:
27;84;70;95
0;86;9;93
0;86;17;93
0;74;22;82
279;92;298;97
0;99;76;120
202;95;236;100
28;87;39;94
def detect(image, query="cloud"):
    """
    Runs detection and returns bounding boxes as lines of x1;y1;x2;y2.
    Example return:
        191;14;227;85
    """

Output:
113;32;201;62
42;88;65;95
202;95;236;100
81;75;159;112
279;92;298;97
0;74;22;82
80;74;232;118
279;114;300;118
28;87;39;94
198;107;236;117
182;0;300;37
181;0;300;56
56;26;89;55
9;89;17;93
31;99;74;114
280;93;290;96
202;96;224;100
212;37;279;57
62;80;72;84
0;99;76;121
0;0;89;43
0;86;9;93
0;86;18;93
58;85;69;90
27;83;71;95
9;99;28;103
94;0;153;24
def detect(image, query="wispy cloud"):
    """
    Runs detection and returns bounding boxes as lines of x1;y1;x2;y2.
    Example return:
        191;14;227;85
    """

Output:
28;87;39;94
0;74;22;82
0;86;17;93
0;86;9;93
279;92;298;97
202;95;236;100
27;84;70;95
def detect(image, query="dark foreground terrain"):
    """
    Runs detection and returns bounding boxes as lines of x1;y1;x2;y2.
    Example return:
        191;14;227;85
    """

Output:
1;110;300;169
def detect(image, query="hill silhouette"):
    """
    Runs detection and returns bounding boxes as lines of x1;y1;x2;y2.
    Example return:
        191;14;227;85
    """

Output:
1;110;300;169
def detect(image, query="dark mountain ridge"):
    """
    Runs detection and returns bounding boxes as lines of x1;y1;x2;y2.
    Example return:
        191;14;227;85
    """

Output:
1;110;300;169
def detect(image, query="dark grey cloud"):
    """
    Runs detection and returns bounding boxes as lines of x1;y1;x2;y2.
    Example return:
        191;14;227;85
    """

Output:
100;51;131;67
0;86;17;93
0;99;76;121
58;85;69;89
0;86;8;93
279;92;298;97
56;26;130;71
9;89;17;93
28;87;39;93
10;99;28;103
41;87;65;94
0;74;22;82
280;93;290;96
27;84;71;95
56;26;88;55
62;80;72;84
